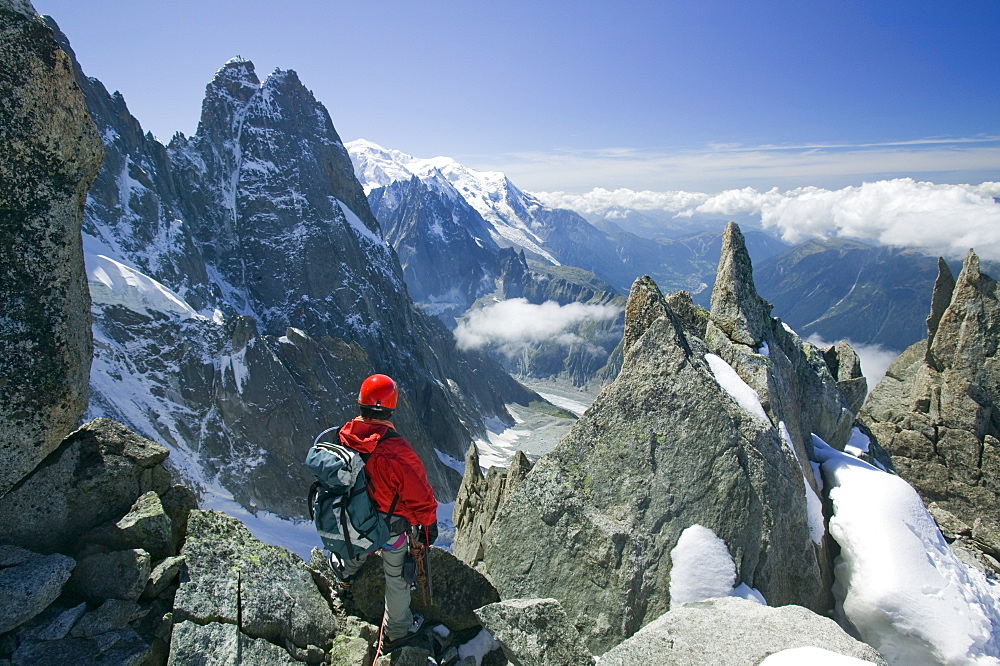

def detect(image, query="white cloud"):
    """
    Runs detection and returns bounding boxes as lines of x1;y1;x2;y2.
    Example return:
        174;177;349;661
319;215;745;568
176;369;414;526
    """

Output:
535;179;1000;262
755;180;1000;261
454;298;620;351
534;187;711;216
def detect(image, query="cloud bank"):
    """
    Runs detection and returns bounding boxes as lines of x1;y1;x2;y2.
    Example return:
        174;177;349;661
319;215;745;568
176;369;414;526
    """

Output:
454;298;620;351
537;179;1000;261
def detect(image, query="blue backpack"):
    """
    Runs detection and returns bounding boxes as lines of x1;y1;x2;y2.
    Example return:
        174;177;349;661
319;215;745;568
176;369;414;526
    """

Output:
305;426;401;561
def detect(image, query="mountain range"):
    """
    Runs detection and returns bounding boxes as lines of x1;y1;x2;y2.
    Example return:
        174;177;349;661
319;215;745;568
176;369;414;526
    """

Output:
350;139;984;367
48;21;535;519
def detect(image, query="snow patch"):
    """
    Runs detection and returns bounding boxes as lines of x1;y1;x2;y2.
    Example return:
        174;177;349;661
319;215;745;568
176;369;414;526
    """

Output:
87;252;205;320
759;646;875;665
669;524;765;609
458;628;501;666
536;392;589;417
704;353;769;424
813;437;1000;664
844;426;871;457
778;423;825;544
436;449;466;475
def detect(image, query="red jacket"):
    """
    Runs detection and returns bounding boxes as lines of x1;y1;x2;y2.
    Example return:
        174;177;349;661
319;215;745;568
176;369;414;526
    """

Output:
338;417;438;527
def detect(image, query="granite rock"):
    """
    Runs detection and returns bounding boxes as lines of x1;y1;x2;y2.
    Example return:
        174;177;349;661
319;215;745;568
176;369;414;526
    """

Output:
599;597;886;665
0;0;101;497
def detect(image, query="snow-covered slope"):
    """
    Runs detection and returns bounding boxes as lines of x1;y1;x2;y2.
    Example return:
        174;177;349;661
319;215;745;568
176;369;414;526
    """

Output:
349;139;560;263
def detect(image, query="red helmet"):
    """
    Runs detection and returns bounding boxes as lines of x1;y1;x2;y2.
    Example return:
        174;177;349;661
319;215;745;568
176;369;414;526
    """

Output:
358;374;397;410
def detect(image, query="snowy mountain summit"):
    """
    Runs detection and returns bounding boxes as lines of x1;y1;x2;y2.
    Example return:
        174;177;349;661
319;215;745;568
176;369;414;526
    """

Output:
348;139;560;263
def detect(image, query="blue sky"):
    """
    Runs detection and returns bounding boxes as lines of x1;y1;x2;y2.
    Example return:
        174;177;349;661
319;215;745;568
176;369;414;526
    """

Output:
32;0;1000;192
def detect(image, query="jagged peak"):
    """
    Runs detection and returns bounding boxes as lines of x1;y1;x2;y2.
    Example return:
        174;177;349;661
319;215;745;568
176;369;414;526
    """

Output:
927;247;998;372
213;57;259;84
925;257;956;362
958;248;982;284
709;222;773;347
261;67;303;91
623;275;669;355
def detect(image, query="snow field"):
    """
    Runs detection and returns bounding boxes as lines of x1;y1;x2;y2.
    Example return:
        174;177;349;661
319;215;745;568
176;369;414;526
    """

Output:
814;438;1000;665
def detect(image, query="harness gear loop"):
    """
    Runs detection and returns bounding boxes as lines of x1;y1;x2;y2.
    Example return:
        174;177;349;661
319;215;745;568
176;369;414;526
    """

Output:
408;527;433;605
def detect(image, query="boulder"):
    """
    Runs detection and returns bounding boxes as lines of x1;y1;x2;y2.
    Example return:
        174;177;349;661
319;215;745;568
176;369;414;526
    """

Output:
599;597;886;665
475;598;595;666
860;251;1000;533
173;510;335;652
11;627;150;666
479;252;831;652
0;0;102;498
327;635;370;666
376;645;430;665
0;546;75;633
84;491;176;560
0;419;170;553
68;549;151;602
927;502;971;540
159;484;199;547
29;602;86;641
144;555;185;599
167;620;299;665
70;599;143;638
347;546;499;631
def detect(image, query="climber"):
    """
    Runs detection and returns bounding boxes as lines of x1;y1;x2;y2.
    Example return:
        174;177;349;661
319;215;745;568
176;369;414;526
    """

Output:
332;373;439;648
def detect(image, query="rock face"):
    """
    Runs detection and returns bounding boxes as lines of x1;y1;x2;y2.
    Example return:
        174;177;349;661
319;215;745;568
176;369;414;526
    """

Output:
599;597;886;665
860;250;1000;535
452;444;533;566
368;175;502;320
464;223;856;653
0;0;102;497
821;341;868;415
0;547;75;634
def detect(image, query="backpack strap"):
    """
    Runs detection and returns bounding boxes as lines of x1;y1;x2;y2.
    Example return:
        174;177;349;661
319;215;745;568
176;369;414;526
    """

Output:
307;481;319;520
312;425;342;448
